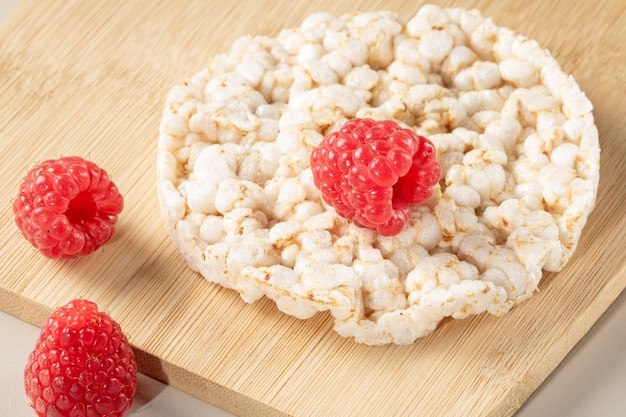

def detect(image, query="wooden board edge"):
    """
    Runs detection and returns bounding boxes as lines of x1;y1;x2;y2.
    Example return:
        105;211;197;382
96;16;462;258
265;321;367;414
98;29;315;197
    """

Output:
0;286;287;417
133;348;288;417
0;286;53;328
490;262;626;417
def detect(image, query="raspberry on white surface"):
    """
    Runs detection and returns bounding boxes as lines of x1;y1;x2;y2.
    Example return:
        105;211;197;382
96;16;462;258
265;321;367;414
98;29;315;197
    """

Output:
157;5;600;345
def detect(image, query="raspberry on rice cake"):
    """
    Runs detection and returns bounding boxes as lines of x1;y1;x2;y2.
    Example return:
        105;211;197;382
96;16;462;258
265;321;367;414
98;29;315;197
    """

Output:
156;5;600;345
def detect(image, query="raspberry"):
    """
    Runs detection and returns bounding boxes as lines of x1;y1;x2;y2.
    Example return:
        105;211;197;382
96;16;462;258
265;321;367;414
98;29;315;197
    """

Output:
24;299;137;417
13;156;124;259
310;118;440;236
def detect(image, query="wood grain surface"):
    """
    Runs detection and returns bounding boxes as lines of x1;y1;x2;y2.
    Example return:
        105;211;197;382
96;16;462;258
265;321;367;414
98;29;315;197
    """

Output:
0;1;624;416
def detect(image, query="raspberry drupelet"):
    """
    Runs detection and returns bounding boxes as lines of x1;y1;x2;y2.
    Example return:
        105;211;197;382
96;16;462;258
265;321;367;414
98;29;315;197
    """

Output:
310;118;440;236
13;156;124;259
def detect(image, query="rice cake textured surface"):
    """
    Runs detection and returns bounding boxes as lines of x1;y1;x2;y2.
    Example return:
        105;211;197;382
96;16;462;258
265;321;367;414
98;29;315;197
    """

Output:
157;5;600;345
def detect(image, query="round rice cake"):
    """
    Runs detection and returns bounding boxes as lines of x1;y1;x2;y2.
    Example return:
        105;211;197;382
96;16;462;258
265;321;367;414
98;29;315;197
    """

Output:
156;5;600;345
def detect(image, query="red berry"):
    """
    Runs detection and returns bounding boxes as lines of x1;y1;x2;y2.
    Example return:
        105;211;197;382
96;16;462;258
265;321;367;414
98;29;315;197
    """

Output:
24;299;137;417
13;156;124;259
310;118;440;236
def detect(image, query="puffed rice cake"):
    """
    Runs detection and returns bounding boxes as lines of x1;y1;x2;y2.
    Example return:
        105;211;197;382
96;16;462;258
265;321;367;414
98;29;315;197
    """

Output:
157;5;600;345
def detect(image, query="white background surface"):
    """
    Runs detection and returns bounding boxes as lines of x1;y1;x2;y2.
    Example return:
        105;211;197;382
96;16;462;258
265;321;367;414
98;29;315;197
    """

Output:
1;1;624;416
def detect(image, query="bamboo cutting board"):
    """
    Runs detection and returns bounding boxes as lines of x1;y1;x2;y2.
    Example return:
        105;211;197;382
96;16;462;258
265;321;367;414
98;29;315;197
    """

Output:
0;0;624;416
